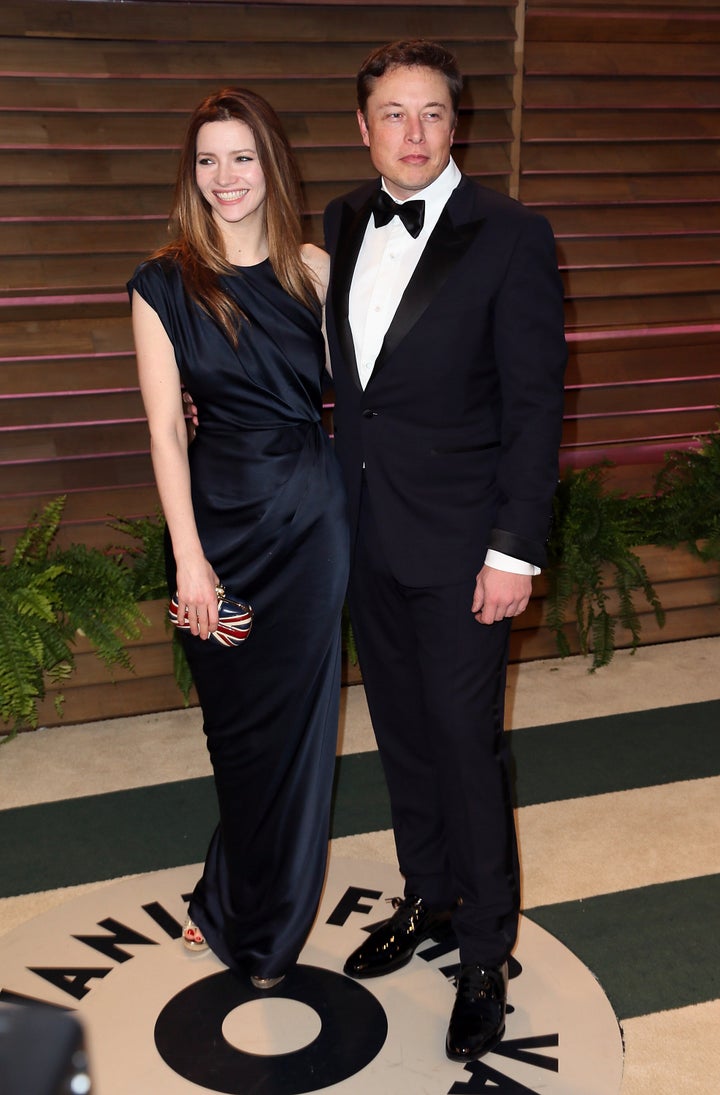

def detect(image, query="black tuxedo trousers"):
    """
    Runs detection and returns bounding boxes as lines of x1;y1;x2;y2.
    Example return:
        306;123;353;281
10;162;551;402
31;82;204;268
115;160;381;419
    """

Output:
348;479;520;967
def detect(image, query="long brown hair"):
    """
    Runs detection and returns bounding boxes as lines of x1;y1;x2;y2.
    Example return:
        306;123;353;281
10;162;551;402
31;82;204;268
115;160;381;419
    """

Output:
153;87;318;344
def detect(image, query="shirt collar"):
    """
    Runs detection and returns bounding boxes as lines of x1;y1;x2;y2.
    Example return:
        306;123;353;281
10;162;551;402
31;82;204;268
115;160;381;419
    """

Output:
380;157;461;216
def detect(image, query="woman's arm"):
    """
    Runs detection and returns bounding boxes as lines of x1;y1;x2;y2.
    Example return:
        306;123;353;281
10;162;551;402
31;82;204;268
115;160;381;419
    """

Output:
131;290;219;638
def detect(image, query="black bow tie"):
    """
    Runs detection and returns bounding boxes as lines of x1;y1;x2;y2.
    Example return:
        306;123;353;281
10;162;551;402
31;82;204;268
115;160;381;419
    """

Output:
371;189;425;239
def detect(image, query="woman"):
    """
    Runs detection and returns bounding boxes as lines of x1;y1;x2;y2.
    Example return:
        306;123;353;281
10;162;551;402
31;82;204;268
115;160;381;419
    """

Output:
128;88;348;989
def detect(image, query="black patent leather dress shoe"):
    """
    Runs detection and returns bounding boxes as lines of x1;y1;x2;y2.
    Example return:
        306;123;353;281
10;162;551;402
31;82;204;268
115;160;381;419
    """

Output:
446;962;507;1062
343;894;454;979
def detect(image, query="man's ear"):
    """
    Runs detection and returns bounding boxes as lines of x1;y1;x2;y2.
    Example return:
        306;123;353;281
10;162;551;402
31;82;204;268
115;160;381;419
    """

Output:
357;109;370;148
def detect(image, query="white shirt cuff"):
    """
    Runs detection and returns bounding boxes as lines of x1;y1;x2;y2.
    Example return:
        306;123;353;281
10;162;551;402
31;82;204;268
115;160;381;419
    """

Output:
484;548;541;576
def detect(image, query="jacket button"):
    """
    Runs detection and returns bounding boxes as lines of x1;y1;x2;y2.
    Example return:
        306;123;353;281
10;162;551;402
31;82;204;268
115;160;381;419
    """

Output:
362;409;378;418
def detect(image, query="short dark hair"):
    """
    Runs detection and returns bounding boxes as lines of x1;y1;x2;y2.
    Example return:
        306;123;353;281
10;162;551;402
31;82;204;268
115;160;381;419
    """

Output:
357;39;463;121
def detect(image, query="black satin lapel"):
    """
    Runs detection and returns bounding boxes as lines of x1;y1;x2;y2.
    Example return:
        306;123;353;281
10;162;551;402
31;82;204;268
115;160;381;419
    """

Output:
331;198;374;389
373;208;486;373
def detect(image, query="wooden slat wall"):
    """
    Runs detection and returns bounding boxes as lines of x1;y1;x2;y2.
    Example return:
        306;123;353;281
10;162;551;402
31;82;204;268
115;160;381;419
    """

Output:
0;0;519;549
522;0;720;494
1;1;719;725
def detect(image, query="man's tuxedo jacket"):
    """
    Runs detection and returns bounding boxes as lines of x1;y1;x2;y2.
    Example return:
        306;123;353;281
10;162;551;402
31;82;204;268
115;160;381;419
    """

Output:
324;174;567;587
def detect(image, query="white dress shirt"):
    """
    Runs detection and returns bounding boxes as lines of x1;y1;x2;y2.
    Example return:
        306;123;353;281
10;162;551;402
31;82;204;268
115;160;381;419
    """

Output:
348;158;539;577
349;159;462;388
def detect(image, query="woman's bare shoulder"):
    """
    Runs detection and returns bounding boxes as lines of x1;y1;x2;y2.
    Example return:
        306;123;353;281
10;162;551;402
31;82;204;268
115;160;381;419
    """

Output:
301;243;330;301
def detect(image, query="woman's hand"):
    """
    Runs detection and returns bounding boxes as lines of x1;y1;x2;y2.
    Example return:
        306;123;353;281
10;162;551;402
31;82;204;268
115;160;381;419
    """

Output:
175;556;221;639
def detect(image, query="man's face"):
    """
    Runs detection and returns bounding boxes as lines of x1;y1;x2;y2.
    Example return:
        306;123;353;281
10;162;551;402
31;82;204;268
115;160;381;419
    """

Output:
357;65;455;201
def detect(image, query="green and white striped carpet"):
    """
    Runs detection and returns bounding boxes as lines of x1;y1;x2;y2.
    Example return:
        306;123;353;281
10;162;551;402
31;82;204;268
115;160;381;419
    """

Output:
2;637;719;1093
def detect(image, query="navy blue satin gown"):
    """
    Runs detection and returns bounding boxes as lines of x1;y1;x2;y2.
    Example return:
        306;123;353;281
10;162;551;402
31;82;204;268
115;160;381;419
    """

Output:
128;257;349;979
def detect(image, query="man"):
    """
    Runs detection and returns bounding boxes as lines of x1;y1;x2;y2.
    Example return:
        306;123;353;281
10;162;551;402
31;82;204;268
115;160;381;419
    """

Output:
323;40;567;1061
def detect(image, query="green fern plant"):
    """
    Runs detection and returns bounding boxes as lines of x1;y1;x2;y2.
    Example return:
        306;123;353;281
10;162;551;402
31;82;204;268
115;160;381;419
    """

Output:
0;497;146;741
652;428;720;564
109;512;194;704
108;512;168;601
342;602;358;666
546;464;665;670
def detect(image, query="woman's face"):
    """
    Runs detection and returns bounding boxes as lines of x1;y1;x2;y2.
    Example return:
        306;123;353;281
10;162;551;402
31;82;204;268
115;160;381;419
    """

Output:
195;119;267;232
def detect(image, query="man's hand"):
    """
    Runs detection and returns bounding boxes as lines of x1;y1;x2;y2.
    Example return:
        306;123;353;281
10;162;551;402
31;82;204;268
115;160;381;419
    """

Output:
182;391;199;429
472;565;532;625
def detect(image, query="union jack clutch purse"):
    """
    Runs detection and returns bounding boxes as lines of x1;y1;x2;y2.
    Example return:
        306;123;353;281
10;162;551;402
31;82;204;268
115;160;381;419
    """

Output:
169;584;254;647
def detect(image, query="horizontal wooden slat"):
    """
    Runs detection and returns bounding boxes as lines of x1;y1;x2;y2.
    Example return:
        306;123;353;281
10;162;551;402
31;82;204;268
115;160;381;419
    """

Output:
0;174;510;223
0;109;512;149
0;76;358;113
566;339;720;386
525;42;720;77
33;650;364;729
568;325;720;354
33;672;196;727
0;143;512;187
0;298;131;324
44;643;177;691
562;264;719;298
523;576;720;635
565;292;720;329
36;235;718;294
0;216;326;256
0;315;132;356
0;262;704;309
564;376;720;417
0;184;173;217
520;173;720;203
0;491;160;544
0;2;516;43
0;457;153;498
567;460;662;497
512;602;720;663
558;444;713;495
0;39;515;79
560;407;719;447
11;383;720;470
2;253;157;290
523;140;720;173
524;75;720;109
526;543;720;615
0;73;515;113
622;543;720;584
2;389;145;427
527;10;720;45
525;0;720;8
0;221;169;256
558;234;720;266
5;292;720;341
536;204;720;237
0;353;136;395
0;420;148;462
523;109;720;142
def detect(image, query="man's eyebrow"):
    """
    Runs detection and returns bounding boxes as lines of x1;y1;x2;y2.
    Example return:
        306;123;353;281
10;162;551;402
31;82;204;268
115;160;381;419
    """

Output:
375;100;448;110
